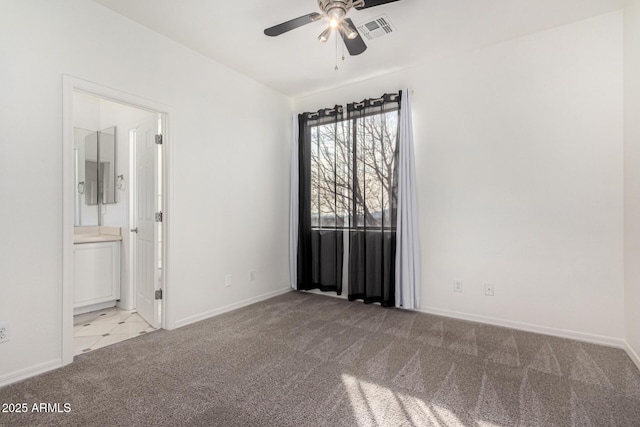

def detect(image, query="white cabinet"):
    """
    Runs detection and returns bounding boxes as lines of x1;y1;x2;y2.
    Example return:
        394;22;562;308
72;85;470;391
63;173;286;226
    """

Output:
74;241;121;313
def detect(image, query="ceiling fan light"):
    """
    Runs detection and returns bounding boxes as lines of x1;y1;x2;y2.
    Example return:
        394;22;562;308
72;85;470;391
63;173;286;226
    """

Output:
329;18;339;28
318;26;332;42
339;21;358;39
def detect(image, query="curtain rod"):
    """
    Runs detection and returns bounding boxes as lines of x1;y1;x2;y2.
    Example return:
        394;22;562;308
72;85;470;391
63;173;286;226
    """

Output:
302;91;400;119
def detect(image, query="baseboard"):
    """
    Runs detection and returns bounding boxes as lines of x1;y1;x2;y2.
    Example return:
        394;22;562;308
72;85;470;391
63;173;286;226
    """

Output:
625;340;640;371
0;359;62;389
74;300;117;315
174;287;292;329
415;305;625;349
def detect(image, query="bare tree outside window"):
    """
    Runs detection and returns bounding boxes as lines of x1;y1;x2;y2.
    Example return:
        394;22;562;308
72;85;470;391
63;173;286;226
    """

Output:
310;110;399;229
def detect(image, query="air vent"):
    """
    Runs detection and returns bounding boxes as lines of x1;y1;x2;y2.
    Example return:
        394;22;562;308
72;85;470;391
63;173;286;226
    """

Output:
356;14;395;40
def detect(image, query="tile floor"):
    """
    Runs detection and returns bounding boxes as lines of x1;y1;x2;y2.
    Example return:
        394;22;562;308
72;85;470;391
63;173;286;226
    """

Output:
73;307;155;356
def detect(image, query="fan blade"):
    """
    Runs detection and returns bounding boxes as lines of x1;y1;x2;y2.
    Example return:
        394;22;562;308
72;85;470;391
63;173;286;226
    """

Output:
355;0;400;10
264;13;323;36
340;18;367;56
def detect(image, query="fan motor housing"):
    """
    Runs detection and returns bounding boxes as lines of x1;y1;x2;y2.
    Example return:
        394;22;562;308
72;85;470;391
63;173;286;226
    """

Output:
318;0;350;21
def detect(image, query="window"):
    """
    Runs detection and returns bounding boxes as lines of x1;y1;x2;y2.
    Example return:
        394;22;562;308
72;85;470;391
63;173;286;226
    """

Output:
295;90;420;309
309;106;399;230
297;92;401;304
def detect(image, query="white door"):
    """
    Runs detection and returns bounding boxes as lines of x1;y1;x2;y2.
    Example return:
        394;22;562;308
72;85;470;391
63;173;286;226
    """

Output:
133;118;161;328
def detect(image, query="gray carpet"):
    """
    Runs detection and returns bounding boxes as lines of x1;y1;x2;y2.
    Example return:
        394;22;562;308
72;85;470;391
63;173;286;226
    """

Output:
1;291;639;426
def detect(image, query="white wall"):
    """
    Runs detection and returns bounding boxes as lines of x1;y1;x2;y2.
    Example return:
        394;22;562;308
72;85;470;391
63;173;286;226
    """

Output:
624;0;640;368
0;0;291;383
73;93;101;226
295;12;624;343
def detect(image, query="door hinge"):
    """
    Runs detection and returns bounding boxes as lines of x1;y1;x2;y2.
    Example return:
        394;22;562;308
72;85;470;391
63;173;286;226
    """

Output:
155;134;163;145
155;211;163;222
155;289;163;300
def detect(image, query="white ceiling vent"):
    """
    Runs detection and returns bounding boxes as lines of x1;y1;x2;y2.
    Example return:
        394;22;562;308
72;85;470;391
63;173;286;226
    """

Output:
356;14;395;41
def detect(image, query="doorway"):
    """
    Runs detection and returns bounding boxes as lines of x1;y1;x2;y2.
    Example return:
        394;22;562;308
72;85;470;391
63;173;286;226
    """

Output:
62;76;170;365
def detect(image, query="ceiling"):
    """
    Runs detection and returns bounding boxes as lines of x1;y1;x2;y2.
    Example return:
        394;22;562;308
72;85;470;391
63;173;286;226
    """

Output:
91;0;623;98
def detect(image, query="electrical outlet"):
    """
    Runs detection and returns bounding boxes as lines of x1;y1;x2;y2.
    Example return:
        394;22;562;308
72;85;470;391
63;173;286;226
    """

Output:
453;280;463;293
485;283;494;296
249;270;255;281
0;323;10;343
225;274;232;287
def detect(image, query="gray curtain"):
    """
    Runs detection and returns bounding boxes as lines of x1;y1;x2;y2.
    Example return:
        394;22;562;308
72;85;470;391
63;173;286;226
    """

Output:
295;96;400;306
296;106;346;295
395;89;421;309
345;94;399;307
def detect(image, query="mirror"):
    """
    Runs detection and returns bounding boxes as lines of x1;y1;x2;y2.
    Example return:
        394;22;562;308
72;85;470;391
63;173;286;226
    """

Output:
99;126;117;204
83;130;98;205
74;127;117;226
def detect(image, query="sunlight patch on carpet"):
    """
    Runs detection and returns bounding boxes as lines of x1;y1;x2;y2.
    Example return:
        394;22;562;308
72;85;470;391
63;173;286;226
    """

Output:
341;373;464;426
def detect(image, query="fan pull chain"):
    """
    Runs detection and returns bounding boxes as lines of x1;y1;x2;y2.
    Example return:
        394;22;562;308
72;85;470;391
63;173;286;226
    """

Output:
335;30;339;71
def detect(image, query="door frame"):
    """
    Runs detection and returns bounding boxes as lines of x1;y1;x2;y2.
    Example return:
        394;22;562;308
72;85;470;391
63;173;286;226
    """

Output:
62;75;173;365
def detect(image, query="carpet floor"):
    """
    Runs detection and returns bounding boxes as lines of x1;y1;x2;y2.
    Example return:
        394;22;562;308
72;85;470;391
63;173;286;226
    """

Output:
1;291;639;426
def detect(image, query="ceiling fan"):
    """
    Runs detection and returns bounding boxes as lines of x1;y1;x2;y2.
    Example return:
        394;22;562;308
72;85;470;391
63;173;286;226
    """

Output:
264;0;401;56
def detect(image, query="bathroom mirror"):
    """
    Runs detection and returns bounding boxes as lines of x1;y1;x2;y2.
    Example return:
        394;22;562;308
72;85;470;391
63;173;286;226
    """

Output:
99;126;117;204
74;127;117;226
83;131;99;205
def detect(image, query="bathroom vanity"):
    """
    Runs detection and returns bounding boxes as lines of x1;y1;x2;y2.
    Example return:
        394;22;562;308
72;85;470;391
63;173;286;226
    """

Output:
74;226;122;315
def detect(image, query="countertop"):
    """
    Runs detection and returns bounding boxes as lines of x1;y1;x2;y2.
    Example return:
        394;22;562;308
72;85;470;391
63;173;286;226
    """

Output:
74;226;123;244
